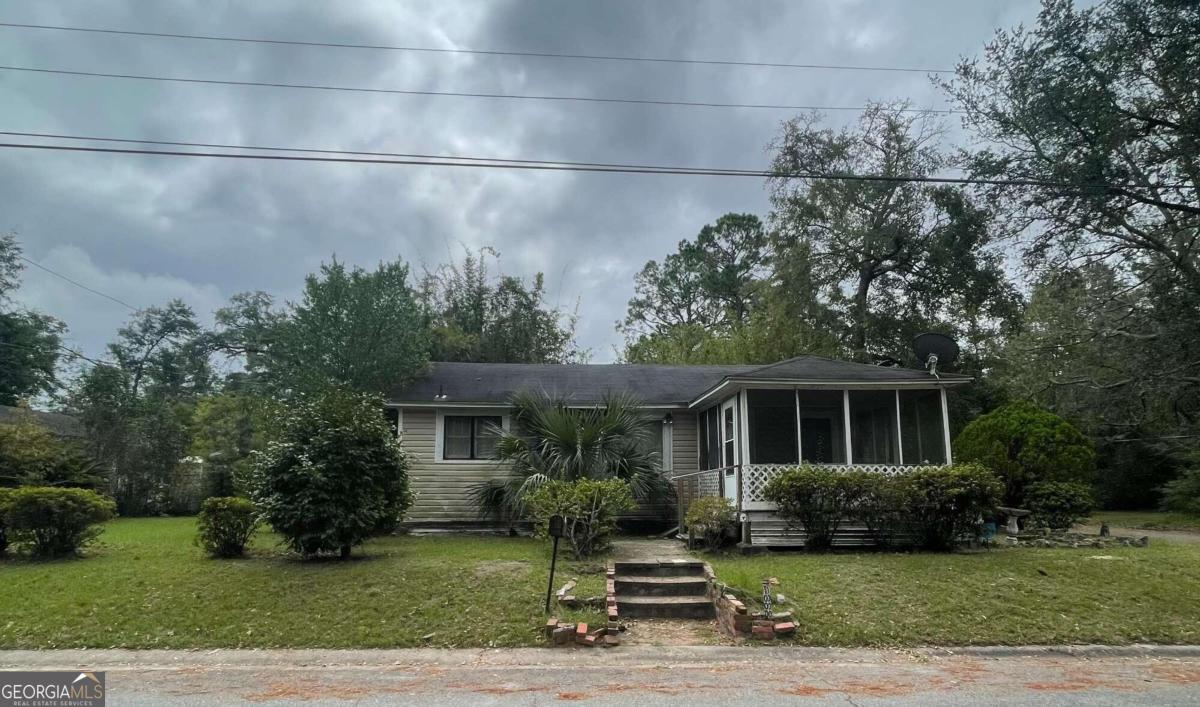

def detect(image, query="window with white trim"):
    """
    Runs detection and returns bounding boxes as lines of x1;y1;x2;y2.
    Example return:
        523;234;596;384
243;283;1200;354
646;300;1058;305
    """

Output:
442;415;502;460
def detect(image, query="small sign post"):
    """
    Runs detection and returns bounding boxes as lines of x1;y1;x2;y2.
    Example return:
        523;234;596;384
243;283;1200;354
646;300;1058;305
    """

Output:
545;514;565;613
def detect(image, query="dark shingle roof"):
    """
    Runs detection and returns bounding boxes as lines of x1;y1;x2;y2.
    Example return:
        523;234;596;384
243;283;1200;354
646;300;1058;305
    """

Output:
387;362;759;407
387;356;968;407
734;355;973;383
0;405;86;437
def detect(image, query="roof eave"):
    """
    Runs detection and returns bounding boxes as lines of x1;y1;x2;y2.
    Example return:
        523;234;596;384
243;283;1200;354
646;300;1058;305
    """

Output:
687;375;973;409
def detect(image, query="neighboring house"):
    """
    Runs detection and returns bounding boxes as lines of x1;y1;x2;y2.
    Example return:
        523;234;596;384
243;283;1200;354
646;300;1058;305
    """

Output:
386;355;970;545
0;405;86;438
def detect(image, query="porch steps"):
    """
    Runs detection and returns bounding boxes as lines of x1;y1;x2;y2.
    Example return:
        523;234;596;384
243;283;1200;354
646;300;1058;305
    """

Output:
613;560;715;619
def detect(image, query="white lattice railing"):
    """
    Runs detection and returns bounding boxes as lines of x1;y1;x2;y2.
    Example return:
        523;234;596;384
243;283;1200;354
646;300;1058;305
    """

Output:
670;468;725;529
740;463;940;507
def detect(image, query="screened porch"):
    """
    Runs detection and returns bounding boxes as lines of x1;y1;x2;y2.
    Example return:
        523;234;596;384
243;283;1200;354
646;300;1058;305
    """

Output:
676;386;953;518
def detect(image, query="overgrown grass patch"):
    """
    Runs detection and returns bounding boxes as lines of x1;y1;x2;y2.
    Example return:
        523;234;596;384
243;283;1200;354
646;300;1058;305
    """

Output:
1089;511;1200;532
708;542;1200;646
0;517;602;649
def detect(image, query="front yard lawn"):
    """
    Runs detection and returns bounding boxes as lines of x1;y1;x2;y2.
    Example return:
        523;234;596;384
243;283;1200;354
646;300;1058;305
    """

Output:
0;517;603;649
709;542;1200;646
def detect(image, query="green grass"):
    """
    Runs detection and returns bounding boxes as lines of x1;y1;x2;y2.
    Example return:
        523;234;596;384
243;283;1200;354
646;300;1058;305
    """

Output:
708;542;1200;646
1089;510;1200;532
0;518;603;649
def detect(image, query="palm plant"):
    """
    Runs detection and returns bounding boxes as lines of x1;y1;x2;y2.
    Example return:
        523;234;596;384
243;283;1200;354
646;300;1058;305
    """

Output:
472;390;669;519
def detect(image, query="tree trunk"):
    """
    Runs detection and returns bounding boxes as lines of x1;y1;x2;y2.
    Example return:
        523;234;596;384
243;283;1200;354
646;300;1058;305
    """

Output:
340;544;352;560
851;271;872;362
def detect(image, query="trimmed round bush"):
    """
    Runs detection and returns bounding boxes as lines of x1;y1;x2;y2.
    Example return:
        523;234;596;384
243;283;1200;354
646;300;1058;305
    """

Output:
763;464;866;551
954;402;1095;507
525;478;635;559
252;390;413;559
196;496;260;558
1024;481;1094;530
897;463;1003;551
684;496;736;551
3;486;116;558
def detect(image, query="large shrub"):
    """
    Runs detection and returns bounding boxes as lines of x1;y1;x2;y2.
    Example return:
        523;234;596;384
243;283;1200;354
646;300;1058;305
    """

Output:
0;417;105;489
3;487;116;557
954;402;1095;507
525;478;635;559
897;464;1002;551
1160;466;1200;517
763;464;866;551
196;496;259;558
1025;481;1094;530
684;496;736;551
251;391;413;559
851;471;906;548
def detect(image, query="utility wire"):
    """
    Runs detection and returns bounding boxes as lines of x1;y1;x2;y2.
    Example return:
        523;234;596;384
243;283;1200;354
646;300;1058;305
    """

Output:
0;65;961;113
0;21;955;74
0;130;767;174
0;339;120;370
19;255;137;310
2;141;1195;196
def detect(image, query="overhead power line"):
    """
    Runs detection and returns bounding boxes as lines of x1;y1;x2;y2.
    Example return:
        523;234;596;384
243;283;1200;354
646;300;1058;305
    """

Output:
1;139;1195;197
0;21;955;74
0;339;119;370
0;64;961;113
19;254;138;310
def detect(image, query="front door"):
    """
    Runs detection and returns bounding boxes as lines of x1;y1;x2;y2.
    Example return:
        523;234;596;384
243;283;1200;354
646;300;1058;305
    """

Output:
720;399;738;504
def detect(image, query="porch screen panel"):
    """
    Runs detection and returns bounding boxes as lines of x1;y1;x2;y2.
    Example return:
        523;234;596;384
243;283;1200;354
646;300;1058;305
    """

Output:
849;391;899;464
796;390;846;463
704;408;721;470
899;390;946;465
747;389;798;464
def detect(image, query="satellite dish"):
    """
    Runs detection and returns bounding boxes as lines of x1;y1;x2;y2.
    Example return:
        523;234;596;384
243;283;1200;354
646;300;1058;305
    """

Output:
913;333;959;377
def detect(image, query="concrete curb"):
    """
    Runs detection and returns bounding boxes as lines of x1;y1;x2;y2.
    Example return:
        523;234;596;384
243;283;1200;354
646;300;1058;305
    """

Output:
3;644;1200;670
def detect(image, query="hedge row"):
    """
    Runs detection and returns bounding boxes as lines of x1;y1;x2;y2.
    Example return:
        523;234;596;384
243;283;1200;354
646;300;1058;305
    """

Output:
763;463;1003;551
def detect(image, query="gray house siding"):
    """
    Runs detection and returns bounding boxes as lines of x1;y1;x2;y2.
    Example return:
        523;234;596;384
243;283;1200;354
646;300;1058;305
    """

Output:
400;406;696;525
400;407;515;524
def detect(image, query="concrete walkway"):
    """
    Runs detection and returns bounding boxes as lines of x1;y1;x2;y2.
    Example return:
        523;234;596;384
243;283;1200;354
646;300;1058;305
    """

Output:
609;536;695;561
3;646;1200;705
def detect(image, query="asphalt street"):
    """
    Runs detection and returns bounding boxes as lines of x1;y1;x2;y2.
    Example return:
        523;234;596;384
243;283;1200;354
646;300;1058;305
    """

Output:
3;645;1200;706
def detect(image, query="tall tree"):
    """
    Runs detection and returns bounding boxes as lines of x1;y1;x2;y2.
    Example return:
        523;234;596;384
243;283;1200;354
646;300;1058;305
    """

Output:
944;0;1200;498
69;300;211;514
767;103;1021;364
0;234;64;405
216;257;430;396
420;248;581;363
942;0;1200;292
620;213;770;360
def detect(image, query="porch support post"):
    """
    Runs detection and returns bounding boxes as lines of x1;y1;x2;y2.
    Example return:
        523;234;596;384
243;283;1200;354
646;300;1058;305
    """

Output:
794;388;803;463
940;387;953;464
738;389;750;468
895;390;904;465
843;389;853;465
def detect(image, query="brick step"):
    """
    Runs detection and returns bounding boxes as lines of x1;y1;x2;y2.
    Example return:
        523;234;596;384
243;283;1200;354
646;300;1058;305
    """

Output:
616;595;715;619
614;575;709;596
612;560;706;577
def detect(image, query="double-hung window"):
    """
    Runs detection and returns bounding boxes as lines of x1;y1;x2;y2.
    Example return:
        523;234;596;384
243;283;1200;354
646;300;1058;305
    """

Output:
442;415;502;460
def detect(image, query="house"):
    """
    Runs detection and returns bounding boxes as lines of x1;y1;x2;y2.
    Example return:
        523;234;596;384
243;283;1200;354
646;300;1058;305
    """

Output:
385;355;970;546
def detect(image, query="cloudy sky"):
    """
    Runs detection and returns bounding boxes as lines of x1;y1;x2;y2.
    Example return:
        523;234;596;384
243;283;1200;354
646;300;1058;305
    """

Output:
2;0;1047;366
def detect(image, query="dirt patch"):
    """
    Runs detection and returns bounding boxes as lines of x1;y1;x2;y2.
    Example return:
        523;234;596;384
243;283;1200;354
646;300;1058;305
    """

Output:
619;618;724;646
470;560;530;581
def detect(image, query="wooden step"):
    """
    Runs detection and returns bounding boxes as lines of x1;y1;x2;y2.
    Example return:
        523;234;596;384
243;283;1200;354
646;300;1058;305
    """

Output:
612;560;706;577
616;595;715;619
614;575;709;596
